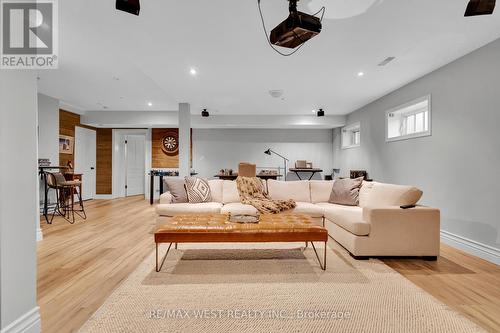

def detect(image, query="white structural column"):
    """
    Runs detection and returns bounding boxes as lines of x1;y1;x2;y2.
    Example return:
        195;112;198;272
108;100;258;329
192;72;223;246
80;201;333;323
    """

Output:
178;103;191;178
0;71;41;333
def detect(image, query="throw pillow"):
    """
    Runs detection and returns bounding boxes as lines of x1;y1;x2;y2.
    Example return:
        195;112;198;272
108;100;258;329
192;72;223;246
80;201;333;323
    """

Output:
329;177;364;206
184;177;212;203
164;178;188;203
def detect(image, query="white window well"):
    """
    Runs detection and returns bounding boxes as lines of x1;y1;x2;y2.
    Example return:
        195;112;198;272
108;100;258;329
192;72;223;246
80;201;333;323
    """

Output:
386;95;431;142
341;122;361;149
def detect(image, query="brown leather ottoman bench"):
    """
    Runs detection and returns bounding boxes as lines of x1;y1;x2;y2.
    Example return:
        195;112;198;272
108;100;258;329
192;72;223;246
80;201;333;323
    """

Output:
154;214;329;271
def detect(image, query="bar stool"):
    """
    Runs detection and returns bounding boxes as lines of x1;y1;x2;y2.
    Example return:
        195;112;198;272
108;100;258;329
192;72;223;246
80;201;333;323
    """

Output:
46;172;87;224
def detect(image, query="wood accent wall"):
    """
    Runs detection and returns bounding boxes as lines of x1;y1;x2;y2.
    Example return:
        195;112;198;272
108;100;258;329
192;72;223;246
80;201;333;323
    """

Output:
151;128;192;168
59;110;81;167
96;129;113;195
59;110;96;167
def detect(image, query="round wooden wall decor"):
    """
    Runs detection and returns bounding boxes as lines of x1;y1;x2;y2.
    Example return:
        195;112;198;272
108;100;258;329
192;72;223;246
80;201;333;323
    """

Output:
161;132;179;156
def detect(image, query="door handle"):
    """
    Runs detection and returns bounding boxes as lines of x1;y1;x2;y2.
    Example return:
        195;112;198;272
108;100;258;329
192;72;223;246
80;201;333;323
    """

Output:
90;167;95;170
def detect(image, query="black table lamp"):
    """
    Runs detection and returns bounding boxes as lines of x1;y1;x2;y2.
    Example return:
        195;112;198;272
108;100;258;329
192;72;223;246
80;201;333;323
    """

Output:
264;148;289;181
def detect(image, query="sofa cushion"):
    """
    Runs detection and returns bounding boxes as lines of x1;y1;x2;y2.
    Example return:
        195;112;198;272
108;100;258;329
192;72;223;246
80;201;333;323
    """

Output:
284;202;324;218
208;179;223;203
222;180;240;203
318;203;369;236
156;202;223;216
358;181;374;207
221;202;259;216
359;182;423;208
310;180;334;203
329;177;363;206
267;180;311;202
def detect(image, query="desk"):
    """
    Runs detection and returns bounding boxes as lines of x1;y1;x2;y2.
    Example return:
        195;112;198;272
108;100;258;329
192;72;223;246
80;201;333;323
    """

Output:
214;174;238;181
289;168;323;180
39;166;69;223
214;174;282;181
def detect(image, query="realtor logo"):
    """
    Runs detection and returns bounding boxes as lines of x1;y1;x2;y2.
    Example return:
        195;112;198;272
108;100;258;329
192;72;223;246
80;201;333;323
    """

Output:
1;0;58;69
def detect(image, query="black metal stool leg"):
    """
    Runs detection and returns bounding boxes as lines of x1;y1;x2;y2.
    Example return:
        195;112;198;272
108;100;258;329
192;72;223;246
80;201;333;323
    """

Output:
75;184;87;220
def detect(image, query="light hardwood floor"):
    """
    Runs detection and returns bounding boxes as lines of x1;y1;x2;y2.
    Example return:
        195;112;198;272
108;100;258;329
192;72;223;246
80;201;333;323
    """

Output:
38;197;500;333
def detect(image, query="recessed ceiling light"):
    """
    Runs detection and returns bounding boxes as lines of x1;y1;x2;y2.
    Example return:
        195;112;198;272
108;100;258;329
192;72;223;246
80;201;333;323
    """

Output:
147;102;153;107
357;72;365;77
189;68;197;75
311;110;316;113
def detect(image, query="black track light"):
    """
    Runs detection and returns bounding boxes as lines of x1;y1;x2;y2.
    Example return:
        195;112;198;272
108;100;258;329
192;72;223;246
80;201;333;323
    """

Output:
317;108;325;117
201;109;209;117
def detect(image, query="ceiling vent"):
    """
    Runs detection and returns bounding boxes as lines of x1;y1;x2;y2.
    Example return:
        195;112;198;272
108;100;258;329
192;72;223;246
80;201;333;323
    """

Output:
378;57;396;66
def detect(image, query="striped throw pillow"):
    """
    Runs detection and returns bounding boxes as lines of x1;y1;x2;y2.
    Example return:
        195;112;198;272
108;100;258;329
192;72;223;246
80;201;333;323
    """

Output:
184;177;212;203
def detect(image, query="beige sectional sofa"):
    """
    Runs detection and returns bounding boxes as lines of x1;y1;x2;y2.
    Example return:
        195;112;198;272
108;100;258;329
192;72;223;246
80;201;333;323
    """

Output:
156;179;440;259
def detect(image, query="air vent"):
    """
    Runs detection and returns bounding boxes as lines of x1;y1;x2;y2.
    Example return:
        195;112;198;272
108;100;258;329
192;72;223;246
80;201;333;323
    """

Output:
378;57;396;66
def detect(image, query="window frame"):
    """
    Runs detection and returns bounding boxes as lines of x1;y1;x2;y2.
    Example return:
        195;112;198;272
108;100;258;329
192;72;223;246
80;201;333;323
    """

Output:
385;95;432;143
341;122;361;149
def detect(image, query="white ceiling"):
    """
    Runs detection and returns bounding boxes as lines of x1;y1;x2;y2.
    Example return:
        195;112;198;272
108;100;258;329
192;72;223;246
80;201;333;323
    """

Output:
37;0;500;115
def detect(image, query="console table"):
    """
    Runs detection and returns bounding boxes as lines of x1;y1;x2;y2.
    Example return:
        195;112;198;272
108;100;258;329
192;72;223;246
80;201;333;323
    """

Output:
149;170;198;205
289;168;323;180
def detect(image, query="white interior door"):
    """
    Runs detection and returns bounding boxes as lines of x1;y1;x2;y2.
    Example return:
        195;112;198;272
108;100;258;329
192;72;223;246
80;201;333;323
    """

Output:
125;135;145;196
75;126;96;200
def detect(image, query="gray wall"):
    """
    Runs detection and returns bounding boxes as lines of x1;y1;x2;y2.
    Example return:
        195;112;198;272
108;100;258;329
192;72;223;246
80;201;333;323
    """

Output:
0;72;40;331
333;38;500;251
37;93;59;165
193;129;334;180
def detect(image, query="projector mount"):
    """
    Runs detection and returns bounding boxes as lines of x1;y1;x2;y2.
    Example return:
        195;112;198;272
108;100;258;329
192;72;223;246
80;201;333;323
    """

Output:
257;0;325;56
289;0;298;14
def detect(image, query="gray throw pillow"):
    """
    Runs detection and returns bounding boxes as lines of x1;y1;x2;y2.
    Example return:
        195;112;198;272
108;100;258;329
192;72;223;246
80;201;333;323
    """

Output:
329;177;364;206
164;178;188;203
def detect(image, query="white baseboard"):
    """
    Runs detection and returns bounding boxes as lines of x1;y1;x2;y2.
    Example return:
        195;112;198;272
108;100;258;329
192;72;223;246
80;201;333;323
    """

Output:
94;194;113;200
441;230;500;265
0;307;41;333
36;227;43;242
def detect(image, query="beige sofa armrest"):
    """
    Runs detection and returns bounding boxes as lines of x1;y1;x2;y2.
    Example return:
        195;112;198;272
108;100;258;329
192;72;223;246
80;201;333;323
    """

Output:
159;191;173;204
361;206;441;256
363;206;440;226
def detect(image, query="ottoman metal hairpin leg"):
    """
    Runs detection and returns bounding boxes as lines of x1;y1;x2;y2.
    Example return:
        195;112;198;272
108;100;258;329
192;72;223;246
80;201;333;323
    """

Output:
156;242;173;272
310;241;327;270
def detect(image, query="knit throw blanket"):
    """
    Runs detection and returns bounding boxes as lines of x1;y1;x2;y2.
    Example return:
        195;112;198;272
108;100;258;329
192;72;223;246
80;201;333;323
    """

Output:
236;176;296;214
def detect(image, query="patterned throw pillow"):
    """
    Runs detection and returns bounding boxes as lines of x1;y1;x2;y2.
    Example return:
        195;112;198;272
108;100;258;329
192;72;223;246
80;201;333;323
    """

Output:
184;177;212;203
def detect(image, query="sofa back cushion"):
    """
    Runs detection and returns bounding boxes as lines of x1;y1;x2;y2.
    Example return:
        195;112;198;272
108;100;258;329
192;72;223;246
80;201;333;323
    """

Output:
222;180;240;203
267;180;311;202
208;179;223;203
359;181;423;207
310;180;334;203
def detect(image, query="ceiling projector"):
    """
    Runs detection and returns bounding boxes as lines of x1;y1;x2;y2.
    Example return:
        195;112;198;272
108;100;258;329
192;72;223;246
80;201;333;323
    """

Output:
269;0;322;49
464;0;496;16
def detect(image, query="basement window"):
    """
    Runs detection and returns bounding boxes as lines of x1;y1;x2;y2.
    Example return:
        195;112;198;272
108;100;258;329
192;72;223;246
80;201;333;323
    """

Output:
386;95;431;142
341;122;361;149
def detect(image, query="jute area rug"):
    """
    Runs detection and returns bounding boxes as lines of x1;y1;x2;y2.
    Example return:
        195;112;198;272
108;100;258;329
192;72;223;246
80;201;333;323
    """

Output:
79;241;484;333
